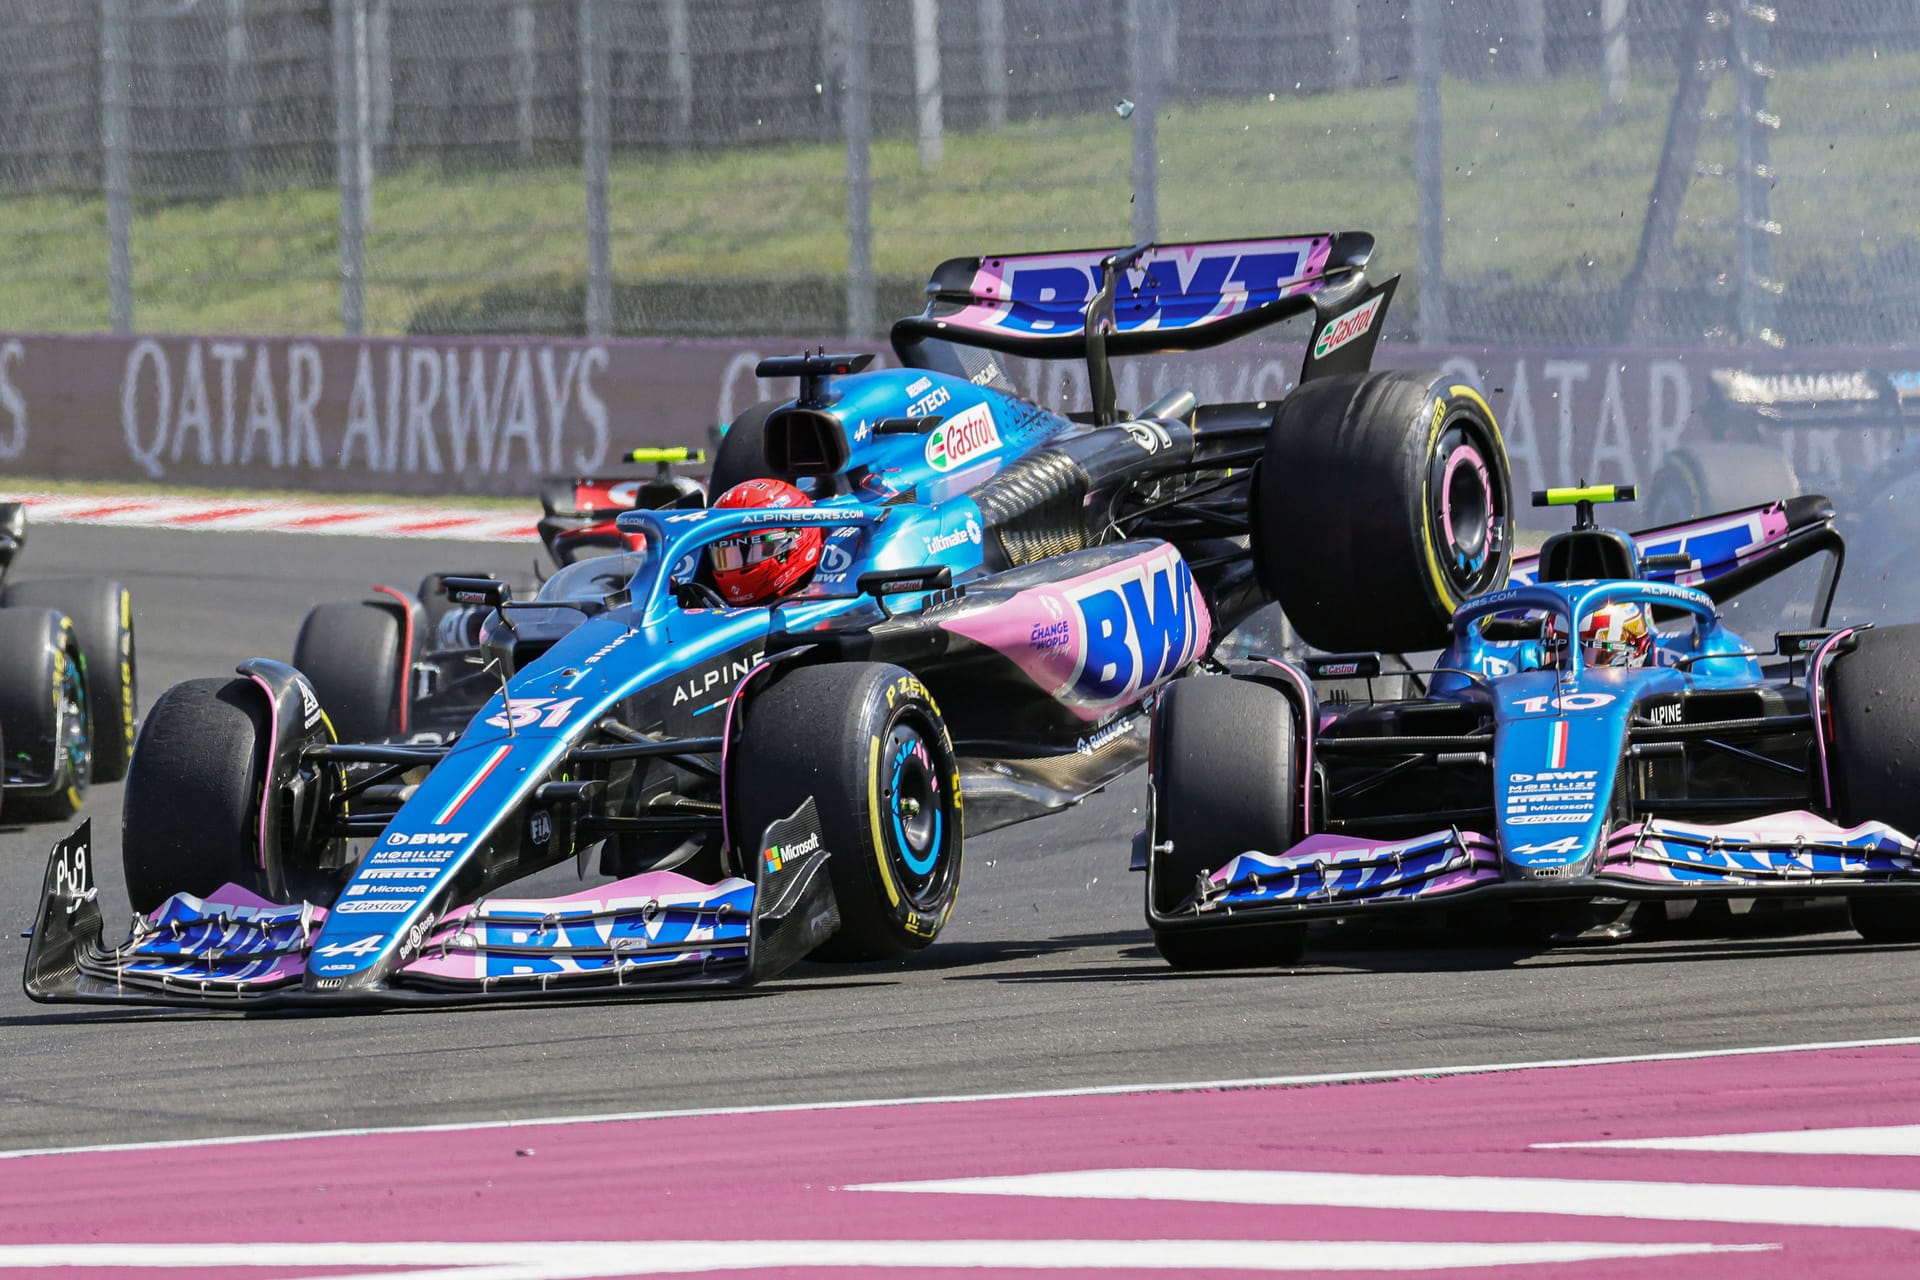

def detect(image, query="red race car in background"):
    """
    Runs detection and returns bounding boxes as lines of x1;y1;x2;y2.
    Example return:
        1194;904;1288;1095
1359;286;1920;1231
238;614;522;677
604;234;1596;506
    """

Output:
536;446;708;564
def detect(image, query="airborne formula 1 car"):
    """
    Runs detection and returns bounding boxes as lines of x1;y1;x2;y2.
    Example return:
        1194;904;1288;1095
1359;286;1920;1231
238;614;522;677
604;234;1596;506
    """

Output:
25;233;1513;1009
1143;484;1920;968
0;502;137;821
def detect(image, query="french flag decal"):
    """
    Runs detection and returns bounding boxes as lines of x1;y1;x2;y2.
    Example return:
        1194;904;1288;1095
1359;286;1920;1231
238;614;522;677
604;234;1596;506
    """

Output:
1547;719;1569;769
435;743;512;825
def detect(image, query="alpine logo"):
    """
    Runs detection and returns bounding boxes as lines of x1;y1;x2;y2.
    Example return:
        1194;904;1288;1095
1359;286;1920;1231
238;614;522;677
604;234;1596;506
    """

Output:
672;650;765;707
925;403;1001;471
296;677;323;729
1312;293;1383;359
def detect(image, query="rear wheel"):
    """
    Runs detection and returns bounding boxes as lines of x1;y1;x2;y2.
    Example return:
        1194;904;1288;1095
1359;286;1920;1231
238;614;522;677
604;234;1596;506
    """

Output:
1827;622;1920;943
2;578;135;781
1257;371;1511;655
1149;675;1307;969
731;663;963;960
292;601;408;742
121;677;269;913
0;608;90;821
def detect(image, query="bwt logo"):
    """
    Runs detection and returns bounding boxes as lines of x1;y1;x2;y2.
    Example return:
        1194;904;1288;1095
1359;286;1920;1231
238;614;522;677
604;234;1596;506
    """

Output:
386;830;467;847
996;250;1304;334
1066;551;1201;704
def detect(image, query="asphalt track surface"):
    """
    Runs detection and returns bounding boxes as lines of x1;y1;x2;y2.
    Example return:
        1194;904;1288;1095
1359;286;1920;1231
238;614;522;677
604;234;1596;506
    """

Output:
1;522;1917;1157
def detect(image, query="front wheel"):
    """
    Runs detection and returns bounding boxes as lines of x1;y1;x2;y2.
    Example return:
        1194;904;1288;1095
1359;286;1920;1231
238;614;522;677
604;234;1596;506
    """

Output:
730;663;963;960
1256;371;1511;654
121;677;272;914
1826;621;1920;943
1148;675;1307;969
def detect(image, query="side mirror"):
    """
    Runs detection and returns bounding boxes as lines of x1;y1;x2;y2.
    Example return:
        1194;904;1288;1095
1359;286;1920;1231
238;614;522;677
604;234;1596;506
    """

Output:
856;565;952;618
1302;652;1381;679
857;565;952;599
442;576;512;609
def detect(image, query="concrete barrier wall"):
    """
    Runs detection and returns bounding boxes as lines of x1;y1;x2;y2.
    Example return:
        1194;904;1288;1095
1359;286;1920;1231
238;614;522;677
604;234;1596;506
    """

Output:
0;330;1910;500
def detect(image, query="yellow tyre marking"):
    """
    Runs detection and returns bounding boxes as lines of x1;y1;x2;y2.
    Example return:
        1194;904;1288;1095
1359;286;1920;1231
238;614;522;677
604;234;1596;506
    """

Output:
867;732;901;907
1420;383;1509;612
118;588;135;751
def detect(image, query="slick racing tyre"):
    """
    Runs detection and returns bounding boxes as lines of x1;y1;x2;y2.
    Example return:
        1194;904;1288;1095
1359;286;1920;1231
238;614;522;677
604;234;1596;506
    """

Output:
0;607;91;822
1148;675;1307;969
1644;442;1800;526
1826;621;1920;943
122;677;273;913
1256;371;1511;654
292;601;409;743
1;578;136;782
707;400;780;494
731;662;963;960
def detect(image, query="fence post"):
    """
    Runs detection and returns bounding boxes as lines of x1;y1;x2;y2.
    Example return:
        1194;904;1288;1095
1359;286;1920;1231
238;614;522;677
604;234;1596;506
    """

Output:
1410;0;1447;343
332;0;369;336
581;0;613;338
982;0;1006;132
843;0;874;339
1126;0;1160;245
223;0;250;189
1602;0;1630;106
1733;2;1778;345
512;0;536;159
1517;0;1546;79
912;0;943;170
1332;0;1359;88
369;0;392;168
666;0;693;150
101;0;134;335
818;0;843;141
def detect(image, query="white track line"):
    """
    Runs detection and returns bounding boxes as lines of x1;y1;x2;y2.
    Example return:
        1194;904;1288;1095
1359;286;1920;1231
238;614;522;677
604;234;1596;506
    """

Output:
3;1034;1917;1162
14;493;538;542
1539;1124;1920;1156
0;1239;1774;1276
855;1168;1920;1234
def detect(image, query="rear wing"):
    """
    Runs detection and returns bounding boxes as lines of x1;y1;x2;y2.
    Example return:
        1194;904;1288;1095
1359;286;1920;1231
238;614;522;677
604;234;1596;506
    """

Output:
891;233;1396;425
1511;494;1845;626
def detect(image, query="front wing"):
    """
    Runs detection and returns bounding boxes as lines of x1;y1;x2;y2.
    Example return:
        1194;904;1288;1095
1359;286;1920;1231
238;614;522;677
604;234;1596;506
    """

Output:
1149;812;1920;931
23;810;839;1010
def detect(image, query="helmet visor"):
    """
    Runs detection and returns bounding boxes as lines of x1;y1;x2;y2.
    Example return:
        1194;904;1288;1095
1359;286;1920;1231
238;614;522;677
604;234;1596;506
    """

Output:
712;530;799;572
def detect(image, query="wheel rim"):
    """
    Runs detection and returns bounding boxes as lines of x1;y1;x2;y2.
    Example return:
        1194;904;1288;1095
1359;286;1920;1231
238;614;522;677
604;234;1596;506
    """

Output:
56;647;91;789
881;714;952;909
1429;417;1507;598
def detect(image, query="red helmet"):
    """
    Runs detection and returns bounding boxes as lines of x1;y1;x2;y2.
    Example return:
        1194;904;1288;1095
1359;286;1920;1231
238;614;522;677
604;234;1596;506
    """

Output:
708;479;823;606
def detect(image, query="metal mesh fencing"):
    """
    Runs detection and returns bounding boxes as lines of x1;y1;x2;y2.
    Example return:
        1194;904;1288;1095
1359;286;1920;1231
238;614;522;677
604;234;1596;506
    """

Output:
2;0;1917;346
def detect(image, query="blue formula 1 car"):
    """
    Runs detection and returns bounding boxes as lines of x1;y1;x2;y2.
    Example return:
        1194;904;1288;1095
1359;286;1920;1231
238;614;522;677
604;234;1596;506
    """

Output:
1143;484;1920;968
24;233;1515;1009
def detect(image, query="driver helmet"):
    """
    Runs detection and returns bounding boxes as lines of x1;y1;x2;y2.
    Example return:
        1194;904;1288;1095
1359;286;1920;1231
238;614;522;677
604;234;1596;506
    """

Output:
709;479;823;606
1576;601;1653;667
